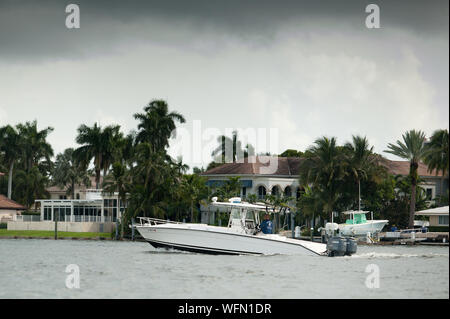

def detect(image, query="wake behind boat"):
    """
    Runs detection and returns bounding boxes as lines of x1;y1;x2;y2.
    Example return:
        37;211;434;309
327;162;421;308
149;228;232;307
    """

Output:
136;198;357;257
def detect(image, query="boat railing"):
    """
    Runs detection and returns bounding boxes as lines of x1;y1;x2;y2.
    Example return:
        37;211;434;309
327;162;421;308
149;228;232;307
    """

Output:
137;217;183;226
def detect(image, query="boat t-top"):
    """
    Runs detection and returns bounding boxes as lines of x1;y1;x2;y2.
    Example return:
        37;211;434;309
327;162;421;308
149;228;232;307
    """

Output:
135;197;356;257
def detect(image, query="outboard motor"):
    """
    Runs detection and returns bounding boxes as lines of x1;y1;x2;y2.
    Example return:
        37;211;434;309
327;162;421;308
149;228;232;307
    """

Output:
326;237;347;257
324;222;339;240
345;237;357;256
324;222;358;257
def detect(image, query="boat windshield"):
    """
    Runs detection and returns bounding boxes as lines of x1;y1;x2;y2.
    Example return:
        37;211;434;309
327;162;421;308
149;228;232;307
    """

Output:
227;208;260;234
230;208;240;219
346;213;367;224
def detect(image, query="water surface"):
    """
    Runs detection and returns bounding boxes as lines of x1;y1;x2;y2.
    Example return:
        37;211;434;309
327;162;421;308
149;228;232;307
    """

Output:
0;239;448;298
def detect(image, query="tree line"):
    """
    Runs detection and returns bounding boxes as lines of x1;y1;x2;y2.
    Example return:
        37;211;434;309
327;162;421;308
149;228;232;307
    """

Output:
1;99;448;236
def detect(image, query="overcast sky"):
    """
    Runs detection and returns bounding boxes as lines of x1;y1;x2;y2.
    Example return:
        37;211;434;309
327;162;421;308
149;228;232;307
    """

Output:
0;0;448;169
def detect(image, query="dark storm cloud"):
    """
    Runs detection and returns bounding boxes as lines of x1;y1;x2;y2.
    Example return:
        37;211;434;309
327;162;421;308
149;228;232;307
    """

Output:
0;0;448;62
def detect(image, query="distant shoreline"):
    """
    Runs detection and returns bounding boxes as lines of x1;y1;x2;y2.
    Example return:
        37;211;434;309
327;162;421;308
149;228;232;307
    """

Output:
0;236;112;240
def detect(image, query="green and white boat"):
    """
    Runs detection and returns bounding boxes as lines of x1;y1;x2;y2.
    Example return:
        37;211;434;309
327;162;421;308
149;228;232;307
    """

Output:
338;210;388;236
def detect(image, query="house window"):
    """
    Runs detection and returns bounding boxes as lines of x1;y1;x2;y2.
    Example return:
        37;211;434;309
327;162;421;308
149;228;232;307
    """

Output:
438;216;449;225
426;188;433;200
43;207;52;221
284;186;292;197
272;186;279;197
242;187;247;198
258;186;266;200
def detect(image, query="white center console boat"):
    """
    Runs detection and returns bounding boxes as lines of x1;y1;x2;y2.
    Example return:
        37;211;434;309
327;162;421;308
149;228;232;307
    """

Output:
136;198;356;257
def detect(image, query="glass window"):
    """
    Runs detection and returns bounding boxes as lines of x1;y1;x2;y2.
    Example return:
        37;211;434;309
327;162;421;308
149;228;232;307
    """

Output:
230;208;240;219
426;189;433;200
258;186;266;199
438;216;449;225
272;186;279;197
44;207;51;220
284;186;292;197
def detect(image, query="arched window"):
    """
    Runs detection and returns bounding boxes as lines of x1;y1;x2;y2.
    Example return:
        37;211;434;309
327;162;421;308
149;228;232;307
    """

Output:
258;186;267;200
284;186;292;197
271;186;280;197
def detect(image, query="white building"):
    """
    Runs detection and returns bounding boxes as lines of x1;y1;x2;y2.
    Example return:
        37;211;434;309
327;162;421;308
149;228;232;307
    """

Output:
200;156;448;216
7;189;125;233
0;194;26;223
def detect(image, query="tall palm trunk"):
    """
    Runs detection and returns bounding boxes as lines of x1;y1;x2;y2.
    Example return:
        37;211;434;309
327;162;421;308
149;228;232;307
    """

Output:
358;179;361;211
95;154;102;189
409;162;418;228
7;161;14;199
95;169;101;189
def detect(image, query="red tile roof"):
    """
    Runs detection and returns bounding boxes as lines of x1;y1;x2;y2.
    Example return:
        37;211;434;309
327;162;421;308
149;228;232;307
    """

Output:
202;156;444;177
0;195;26;210
47;175;97;193
202;156;305;176
381;160;444;177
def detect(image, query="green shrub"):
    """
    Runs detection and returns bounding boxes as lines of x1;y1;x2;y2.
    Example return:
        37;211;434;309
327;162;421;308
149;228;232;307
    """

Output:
21;210;40;216
428;226;449;232
301;226;321;236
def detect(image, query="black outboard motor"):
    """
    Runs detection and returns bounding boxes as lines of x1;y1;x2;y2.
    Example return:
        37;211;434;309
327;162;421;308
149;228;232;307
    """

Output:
326;237;347;257
345;237;357;256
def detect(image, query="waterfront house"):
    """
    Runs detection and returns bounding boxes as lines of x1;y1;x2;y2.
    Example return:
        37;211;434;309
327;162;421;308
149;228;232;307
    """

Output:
0;194;26;223
382;161;448;206
201;156;447;202
7;189;124;233
199;156;448;223
415;206;449;230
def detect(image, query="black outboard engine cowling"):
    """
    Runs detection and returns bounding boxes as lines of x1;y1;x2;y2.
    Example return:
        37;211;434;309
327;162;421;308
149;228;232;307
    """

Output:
345;237;357;256
326;237;347;257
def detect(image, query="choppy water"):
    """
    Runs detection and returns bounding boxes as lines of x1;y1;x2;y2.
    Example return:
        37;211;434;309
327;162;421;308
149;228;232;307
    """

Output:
0;239;448;299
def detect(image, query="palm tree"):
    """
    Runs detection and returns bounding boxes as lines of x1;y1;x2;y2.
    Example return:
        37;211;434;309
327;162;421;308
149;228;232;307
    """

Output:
181;174;208;222
423;129;449;205
211;176;242;201
14;166;50;209
52;148;91;199
384;130;428;228
134;100;185;152
298;136;346;221
211;130;255;163
74;123;122;189
344;135;378;210
130;142;177;219
16;120;54;173
174;156;189;174
0;125;21;198
103;162;131;238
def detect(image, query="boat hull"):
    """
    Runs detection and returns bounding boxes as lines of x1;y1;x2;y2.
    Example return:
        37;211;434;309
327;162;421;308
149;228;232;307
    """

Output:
136;224;327;256
338;220;388;236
